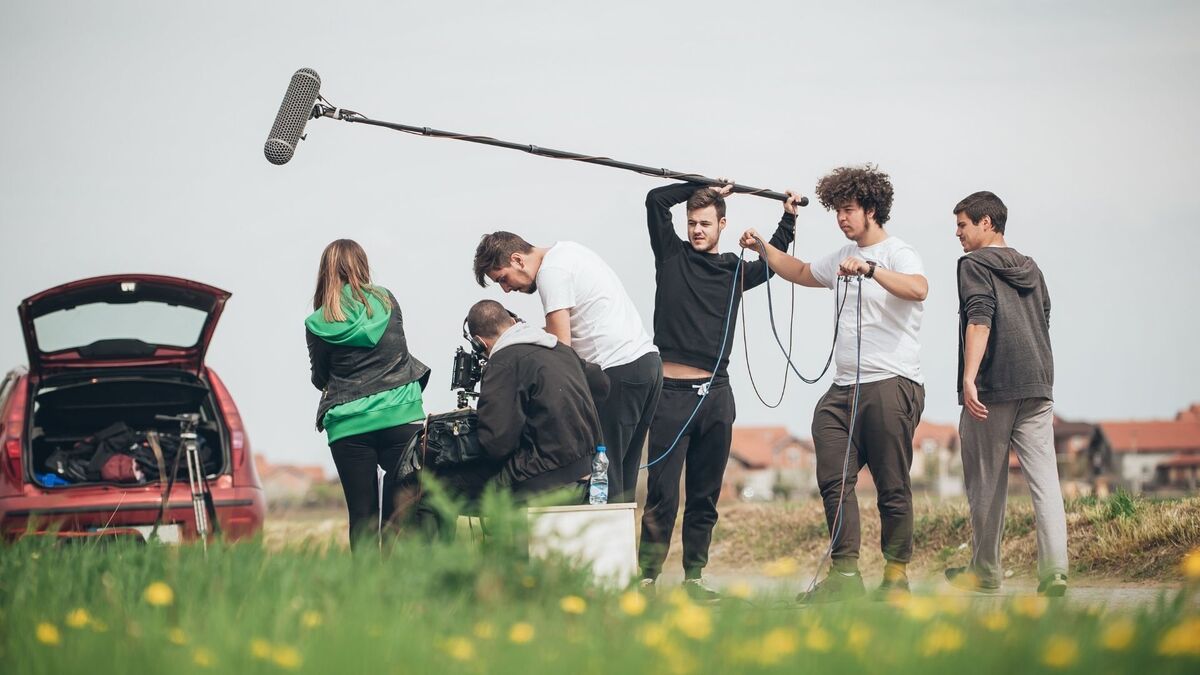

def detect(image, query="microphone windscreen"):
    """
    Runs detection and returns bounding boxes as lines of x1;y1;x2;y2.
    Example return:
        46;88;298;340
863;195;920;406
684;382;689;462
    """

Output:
264;68;321;165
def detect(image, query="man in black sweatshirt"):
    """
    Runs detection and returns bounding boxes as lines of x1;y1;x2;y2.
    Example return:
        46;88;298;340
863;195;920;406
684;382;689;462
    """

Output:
947;191;1068;597
415;300;607;536
638;180;800;600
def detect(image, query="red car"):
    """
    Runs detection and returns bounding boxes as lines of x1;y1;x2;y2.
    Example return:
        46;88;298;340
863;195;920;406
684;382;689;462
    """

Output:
0;274;265;542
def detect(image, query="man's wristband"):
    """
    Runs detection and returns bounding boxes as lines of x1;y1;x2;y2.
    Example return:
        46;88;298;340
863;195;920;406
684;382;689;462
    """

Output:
865;261;877;279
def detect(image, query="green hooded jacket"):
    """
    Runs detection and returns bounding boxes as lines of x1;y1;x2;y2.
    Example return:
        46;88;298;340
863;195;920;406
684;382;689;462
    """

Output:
305;285;425;443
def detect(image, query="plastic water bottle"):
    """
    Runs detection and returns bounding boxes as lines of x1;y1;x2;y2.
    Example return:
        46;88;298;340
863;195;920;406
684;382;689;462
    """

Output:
589;445;609;505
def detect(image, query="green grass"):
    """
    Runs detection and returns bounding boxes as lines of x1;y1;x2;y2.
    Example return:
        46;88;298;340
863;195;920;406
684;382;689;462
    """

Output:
4;496;1200;673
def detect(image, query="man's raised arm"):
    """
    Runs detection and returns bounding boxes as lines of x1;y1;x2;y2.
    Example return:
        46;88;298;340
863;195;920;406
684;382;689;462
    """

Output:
645;182;698;260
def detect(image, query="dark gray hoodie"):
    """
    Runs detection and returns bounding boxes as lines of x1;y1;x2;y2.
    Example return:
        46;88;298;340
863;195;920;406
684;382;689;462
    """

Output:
957;247;1053;404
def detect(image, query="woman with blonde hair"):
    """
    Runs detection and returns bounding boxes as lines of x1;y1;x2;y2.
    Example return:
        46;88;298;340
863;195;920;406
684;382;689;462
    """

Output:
306;239;430;549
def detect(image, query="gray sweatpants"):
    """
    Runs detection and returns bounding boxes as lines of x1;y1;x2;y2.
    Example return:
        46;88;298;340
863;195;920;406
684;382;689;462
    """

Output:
959;397;1068;584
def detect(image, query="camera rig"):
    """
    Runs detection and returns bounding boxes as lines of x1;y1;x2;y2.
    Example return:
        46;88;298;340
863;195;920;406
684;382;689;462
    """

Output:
450;344;485;409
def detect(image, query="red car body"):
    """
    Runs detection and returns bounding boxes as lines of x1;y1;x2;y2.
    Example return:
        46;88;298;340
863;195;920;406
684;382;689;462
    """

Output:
0;274;265;542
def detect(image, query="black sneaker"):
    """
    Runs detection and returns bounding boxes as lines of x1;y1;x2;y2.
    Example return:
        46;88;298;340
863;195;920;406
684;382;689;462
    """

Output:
796;571;866;605
1037;573;1068;598
944;566;1000;594
873;575;910;601
682;578;721;603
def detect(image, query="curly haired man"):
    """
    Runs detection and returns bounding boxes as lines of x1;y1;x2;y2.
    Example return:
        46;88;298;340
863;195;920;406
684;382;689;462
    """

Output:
740;165;927;603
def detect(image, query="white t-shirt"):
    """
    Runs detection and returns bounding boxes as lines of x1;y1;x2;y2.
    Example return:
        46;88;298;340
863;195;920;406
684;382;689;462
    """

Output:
536;241;658;370
810;235;925;386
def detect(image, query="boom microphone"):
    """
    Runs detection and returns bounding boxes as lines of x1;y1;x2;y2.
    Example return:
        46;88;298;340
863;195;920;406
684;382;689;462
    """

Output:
264;68;321;165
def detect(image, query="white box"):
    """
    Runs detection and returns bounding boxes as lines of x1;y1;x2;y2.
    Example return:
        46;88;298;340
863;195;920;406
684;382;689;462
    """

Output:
526;502;637;586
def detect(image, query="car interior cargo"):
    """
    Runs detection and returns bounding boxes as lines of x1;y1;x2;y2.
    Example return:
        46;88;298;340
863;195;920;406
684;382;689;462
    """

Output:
29;371;226;488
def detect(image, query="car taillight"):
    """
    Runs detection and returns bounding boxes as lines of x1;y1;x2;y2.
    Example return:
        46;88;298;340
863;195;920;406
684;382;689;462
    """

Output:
3;379;28;483
207;370;247;468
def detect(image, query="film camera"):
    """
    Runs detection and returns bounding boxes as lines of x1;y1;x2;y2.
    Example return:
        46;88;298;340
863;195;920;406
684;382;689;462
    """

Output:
451;344;485;409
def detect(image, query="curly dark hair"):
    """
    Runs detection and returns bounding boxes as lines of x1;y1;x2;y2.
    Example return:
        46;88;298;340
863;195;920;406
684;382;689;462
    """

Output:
814;165;894;226
473;231;533;287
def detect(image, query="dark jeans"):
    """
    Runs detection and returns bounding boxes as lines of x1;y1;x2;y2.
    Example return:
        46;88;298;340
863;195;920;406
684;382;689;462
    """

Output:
639;377;735;580
328;422;423;550
812;376;924;567
599;352;663;503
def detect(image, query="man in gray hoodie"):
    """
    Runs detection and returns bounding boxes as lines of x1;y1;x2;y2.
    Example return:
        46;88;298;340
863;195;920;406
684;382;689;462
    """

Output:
946;191;1068;597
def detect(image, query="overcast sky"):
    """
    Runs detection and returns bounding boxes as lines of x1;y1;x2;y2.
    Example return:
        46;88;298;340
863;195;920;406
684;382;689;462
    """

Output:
2;1;1197;471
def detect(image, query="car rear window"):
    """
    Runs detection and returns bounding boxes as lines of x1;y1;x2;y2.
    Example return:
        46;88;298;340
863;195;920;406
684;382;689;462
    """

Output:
34;301;209;353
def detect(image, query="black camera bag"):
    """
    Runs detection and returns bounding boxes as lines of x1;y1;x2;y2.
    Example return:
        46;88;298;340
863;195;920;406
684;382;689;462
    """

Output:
394;409;486;482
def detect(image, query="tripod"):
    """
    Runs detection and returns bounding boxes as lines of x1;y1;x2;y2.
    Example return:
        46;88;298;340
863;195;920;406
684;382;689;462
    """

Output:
155;414;219;552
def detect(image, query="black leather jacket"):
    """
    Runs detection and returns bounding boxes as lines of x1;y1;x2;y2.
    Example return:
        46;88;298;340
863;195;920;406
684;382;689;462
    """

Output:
306;292;430;431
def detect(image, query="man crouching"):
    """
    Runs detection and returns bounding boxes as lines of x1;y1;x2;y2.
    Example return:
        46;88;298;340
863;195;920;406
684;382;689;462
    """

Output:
414;300;607;536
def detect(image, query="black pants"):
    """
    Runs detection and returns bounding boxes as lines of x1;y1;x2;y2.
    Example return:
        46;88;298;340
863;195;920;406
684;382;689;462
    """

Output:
812;376;924;567
328;422;423;550
599;352;663;503
638;377;735;580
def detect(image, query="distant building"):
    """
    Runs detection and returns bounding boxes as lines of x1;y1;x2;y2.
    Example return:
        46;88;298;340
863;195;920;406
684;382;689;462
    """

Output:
912;420;962;497
1087;405;1200;494
254;454;329;505
724;427;814;502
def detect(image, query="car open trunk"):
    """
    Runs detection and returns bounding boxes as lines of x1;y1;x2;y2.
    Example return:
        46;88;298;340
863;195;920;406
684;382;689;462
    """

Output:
28;370;228;488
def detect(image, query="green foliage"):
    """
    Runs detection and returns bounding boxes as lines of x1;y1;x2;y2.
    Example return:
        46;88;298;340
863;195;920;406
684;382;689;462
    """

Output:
1106;489;1139;521
3;495;1199;674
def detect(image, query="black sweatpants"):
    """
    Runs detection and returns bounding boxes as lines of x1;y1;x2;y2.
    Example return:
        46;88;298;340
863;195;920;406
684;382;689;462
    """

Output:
812;376;924;567
328;422;423;550
638;377;735;580
599;352;663;503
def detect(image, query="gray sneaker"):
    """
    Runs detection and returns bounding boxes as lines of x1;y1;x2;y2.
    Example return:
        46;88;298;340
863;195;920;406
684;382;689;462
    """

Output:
682;578;721;603
944;566;1001;594
1037;573;1068;598
638;577;657;597
797;571;866;605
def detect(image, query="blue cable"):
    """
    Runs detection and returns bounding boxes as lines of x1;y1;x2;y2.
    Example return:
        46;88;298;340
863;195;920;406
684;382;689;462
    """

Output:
640;254;745;470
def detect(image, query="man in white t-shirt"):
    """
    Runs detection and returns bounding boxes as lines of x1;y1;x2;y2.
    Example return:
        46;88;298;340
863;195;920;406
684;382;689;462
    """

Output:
472;232;662;503
740;165;927;603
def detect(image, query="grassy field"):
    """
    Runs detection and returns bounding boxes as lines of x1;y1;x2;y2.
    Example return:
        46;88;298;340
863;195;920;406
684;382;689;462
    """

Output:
4;493;1200;674
700;493;1200;582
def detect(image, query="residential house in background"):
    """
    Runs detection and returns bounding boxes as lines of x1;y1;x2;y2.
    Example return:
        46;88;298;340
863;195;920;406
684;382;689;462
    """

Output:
724;427;814;502
1088;404;1200;494
255;454;329;506
912;420;962;497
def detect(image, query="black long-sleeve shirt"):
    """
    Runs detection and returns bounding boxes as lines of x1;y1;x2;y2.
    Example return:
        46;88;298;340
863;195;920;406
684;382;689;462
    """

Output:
646;183;796;377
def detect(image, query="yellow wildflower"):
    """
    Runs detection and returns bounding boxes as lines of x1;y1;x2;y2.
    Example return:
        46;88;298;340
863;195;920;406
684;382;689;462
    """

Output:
763;557;798;577
1012;595;1049;619
666;587;691;607
192;647;215;668
521;576;537;589
560;595;587;615
1101;618;1136;651
1041;635;1079;668
805;625;833;652
271;645;303;670
981;611;1010;632
639;623;669;648
301;610;323;629
726;581;753;600
620;590;648;616
250;638;272;659
672;604;712;641
143;581;174;607
473;622;495;640
900;596;938;622
168;627;188;645
36;622;61;645
508;622;535;644
1158;617;1200;656
90;619;109;633
65;608;92;629
919;622;965;656
846;622;872;652
1183;548;1200;580
441;636;475;661
759;628;799;664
